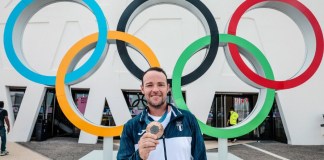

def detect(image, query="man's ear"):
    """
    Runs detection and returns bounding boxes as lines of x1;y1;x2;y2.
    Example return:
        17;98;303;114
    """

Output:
167;83;170;92
140;85;145;94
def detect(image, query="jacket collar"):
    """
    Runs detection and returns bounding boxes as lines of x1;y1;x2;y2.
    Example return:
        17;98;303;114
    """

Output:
139;103;183;123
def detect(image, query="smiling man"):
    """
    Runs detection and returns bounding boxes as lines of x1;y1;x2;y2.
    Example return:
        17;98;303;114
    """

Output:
117;67;206;160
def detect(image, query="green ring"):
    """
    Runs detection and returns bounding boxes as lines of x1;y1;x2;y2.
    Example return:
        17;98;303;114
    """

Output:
172;34;275;138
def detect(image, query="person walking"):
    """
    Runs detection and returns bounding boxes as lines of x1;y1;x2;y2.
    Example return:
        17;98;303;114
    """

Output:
0;101;10;156
227;107;239;143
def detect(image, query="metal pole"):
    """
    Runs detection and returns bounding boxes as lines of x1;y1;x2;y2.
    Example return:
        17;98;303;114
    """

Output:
218;138;228;160
224;95;227;127
103;137;114;160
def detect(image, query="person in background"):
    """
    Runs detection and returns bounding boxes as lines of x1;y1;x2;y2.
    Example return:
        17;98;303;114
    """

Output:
227;107;239;143
0;101;10;156
117;67;207;160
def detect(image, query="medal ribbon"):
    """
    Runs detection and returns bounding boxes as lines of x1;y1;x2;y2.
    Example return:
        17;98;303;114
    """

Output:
145;108;168;125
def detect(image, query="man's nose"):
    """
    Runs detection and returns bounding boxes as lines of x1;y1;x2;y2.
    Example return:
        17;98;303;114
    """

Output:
152;85;159;91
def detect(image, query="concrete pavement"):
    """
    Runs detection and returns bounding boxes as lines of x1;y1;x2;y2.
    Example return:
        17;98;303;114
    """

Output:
3;137;324;160
3;142;50;160
4;138;253;160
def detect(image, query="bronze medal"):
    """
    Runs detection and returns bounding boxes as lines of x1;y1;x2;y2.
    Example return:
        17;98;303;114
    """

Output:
146;121;164;138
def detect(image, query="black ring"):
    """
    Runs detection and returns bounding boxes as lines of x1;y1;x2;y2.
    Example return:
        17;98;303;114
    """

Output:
117;0;219;85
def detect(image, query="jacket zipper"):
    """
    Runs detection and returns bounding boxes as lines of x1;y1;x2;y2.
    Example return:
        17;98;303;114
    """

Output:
162;135;167;160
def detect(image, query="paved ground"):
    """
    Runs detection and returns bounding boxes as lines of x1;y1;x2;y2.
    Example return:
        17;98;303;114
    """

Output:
3;141;49;160
3;137;323;160
209;141;324;160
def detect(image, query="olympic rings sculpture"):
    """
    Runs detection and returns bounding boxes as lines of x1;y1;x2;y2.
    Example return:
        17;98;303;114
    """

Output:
56;31;160;136
172;34;275;138
227;0;323;90
3;0;323;138
116;0;219;85
4;0;108;86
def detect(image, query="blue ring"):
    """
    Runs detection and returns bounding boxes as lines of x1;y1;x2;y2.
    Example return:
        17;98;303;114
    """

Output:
4;0;108;86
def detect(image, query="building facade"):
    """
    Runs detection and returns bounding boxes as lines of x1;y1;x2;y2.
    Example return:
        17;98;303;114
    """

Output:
0;0;323;145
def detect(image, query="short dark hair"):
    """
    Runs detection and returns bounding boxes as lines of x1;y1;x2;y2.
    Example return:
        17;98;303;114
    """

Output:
0;101;4;108
142;67;168;85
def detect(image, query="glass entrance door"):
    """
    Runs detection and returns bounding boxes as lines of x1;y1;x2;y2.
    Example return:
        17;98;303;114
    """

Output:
273;102;287;143
209;93;257;139
233;97;250;123
208;92;287;142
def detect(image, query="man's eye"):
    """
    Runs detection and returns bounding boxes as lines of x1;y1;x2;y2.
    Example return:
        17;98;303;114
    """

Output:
159;84;165;86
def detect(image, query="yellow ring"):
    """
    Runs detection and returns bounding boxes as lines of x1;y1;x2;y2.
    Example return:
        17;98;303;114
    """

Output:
56;31;160;136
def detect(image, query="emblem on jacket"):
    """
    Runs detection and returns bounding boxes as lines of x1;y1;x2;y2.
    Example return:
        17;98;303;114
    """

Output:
176;121;183;131
138;129;146;135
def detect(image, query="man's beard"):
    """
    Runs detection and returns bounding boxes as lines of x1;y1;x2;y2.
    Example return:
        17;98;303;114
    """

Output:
147;99;166;109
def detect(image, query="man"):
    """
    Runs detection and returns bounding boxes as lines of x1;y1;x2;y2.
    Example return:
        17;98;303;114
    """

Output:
0;101;10;156
227;107;239;143
117;67;207;160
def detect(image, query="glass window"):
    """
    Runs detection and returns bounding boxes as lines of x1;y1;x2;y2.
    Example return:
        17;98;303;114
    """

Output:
9;87;26;120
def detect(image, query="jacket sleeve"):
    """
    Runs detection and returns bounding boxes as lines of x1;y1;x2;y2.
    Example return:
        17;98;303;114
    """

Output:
190;114;207;160
117;121;143;160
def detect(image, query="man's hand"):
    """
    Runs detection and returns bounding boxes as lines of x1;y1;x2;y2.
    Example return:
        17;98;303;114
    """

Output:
5;116;10;133
138;132;159;160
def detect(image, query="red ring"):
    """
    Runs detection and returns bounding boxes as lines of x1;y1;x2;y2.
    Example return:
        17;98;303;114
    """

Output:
227;0;324;90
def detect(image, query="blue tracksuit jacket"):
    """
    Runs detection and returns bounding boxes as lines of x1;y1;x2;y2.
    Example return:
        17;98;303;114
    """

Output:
117;104;207;160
